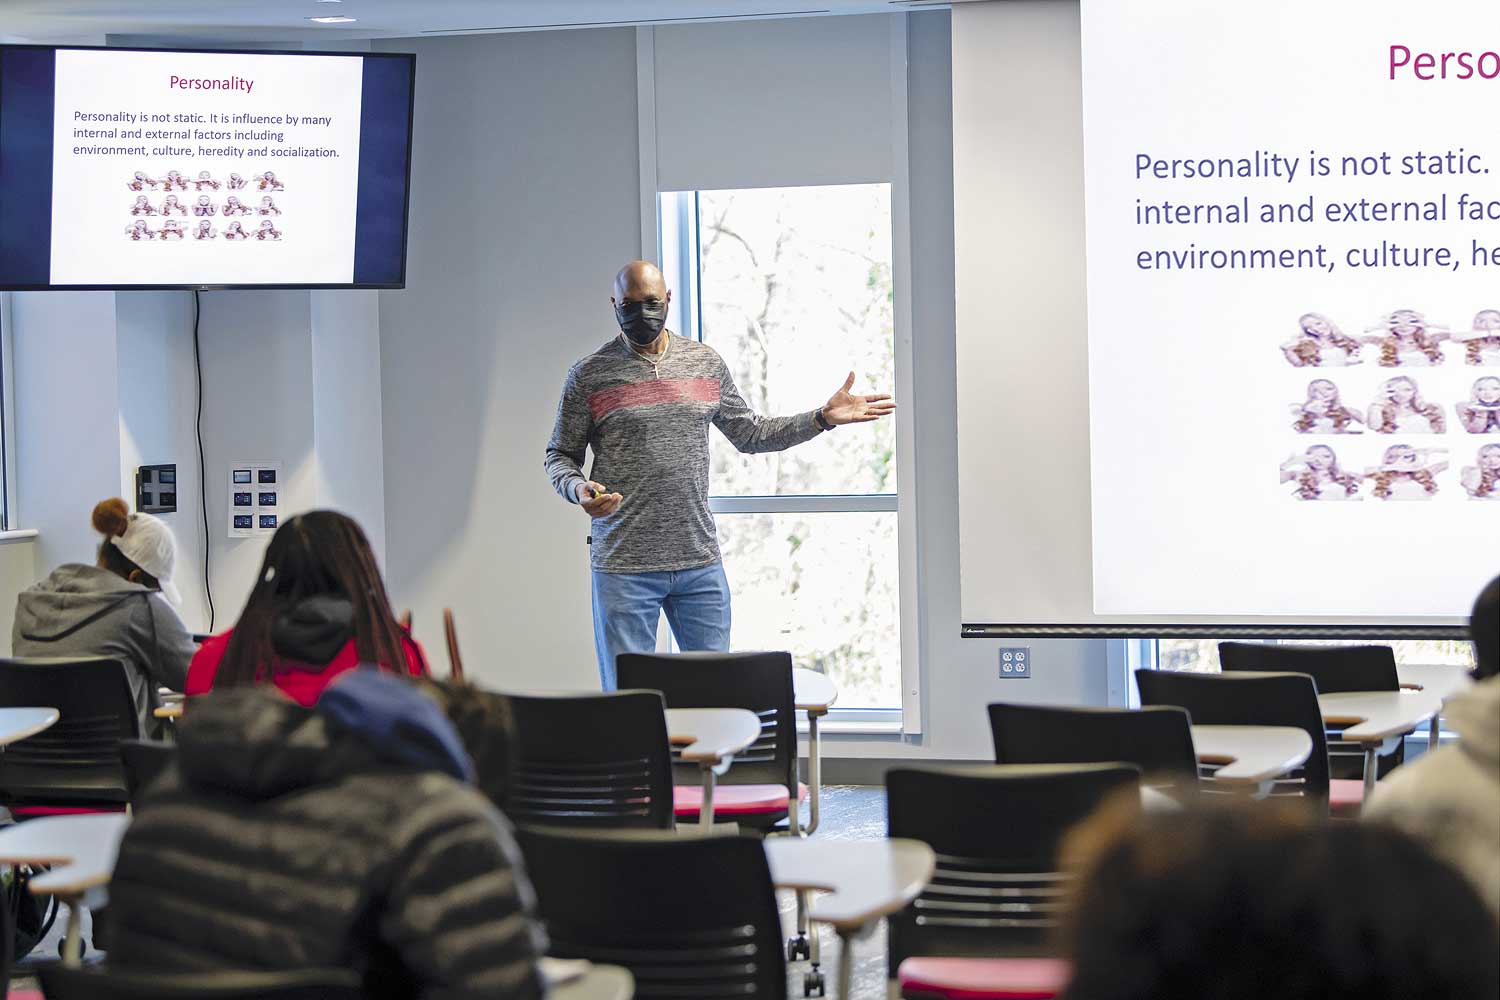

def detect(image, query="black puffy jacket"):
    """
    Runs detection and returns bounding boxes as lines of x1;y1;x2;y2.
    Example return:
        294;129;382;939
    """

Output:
106;687;547;1000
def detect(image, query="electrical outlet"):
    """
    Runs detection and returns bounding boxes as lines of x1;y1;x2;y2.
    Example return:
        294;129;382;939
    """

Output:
998;647;1031;678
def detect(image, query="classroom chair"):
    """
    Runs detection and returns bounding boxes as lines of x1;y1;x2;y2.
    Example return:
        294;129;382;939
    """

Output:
988;703;1199;801
517;826;786;1000
615;651;806;833
118;739;177;802
1218;642;1405;781
1217;642;1399;692
1134;669;1357;814
0;657;138;815
502;691;676;829
886;763;1140;1000
39;966;364;999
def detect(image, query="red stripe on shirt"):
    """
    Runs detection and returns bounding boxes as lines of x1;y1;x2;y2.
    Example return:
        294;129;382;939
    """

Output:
588;377;720;422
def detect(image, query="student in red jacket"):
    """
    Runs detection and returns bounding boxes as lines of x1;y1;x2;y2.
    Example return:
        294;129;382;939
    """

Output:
187;511;427;705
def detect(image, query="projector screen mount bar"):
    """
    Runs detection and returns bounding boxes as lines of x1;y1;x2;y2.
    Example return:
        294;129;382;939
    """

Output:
962;623;1469;640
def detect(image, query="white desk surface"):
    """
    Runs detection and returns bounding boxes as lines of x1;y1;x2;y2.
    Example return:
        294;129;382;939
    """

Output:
0;813;131;896
0;707;59;747
1396;663;1474;703
765;837;935;932
1320;690;1443;743
665;708;760;765
543;960;634;1000
793;668;838;713
1191;725;1312;785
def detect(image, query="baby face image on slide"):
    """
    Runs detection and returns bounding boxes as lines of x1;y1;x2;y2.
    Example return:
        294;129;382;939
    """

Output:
1282;313;1363;367
1281;445;1362;501
1367;445;1447;500
1457;377;1500;434
1461;444;1500;500
1368;376;1444;434
1292;379;1363;434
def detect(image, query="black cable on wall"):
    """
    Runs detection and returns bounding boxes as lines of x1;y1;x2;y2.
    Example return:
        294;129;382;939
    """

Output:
193;289;215;631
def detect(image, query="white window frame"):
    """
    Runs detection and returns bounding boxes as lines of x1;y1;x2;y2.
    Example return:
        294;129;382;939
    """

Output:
655;178;918;730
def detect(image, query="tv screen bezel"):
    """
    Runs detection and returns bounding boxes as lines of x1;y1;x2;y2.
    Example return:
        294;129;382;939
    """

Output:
0;43;416;292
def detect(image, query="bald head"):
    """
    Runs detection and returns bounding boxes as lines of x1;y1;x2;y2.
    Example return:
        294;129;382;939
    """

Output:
613;260;668;303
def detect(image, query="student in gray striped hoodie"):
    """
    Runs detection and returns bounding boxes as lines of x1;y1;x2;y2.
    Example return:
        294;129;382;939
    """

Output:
546;260;895;688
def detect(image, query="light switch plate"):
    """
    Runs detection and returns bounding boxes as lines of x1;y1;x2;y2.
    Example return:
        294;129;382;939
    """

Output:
999;647;1031;678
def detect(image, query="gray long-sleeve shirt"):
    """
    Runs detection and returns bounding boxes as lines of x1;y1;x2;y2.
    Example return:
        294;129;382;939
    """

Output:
545;334;824;573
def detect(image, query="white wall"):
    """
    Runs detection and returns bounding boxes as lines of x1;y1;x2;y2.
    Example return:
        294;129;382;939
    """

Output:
310;291;387;566
115;291;209;629
651;16;894;192
11;292;121;574
374;28;642;687
193;290;319;624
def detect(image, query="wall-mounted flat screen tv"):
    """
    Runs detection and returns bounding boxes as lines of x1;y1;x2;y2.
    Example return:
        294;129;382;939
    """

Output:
0;45;414;289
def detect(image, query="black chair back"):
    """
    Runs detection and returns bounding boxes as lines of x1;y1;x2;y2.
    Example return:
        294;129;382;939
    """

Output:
885;763;1139;967
1218;642;1399;693
517;826;786;1000
40;966;363;999
119;739;178;802
1135;669;1331;809
0;657;138;807
616;651;796;791
988;703;1198;798
503;691;675;829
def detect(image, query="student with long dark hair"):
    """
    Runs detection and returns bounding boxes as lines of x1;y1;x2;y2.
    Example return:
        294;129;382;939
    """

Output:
186;511;427;704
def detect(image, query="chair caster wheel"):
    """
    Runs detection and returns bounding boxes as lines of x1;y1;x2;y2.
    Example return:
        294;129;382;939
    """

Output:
803;970;825;997
787;935;810;961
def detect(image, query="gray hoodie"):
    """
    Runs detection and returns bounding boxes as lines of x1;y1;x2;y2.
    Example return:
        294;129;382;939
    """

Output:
1366;675;1500;920
12;563;196;737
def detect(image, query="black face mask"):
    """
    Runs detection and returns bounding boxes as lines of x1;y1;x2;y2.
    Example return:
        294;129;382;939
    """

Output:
615;298;668;347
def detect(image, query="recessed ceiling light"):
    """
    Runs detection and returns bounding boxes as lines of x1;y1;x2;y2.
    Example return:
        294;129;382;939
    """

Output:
307;15;357;22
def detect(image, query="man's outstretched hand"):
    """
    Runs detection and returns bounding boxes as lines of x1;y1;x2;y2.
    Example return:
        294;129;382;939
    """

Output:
821;372;896;426
577;481;623;517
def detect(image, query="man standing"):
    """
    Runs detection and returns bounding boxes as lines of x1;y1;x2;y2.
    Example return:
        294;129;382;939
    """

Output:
546;260;895;688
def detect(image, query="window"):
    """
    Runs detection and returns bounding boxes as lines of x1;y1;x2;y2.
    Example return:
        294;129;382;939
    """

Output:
660;184;902;712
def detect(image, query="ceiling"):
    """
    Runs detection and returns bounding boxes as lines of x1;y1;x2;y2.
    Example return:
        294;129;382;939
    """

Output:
0;0;956;44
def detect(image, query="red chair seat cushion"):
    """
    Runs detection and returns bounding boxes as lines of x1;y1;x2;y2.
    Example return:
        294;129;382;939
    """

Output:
898;957;1071;1000
1329;778;1365;815
673;783;808;817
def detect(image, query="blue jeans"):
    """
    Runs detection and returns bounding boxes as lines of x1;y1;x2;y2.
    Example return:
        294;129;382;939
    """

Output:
591;562;732;690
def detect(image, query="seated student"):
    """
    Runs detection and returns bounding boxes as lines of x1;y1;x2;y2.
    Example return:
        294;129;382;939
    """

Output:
107;672;546;999
12;498;195;736
187;510;428;704
1058;801;1498;1000
1367;575;1500;917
